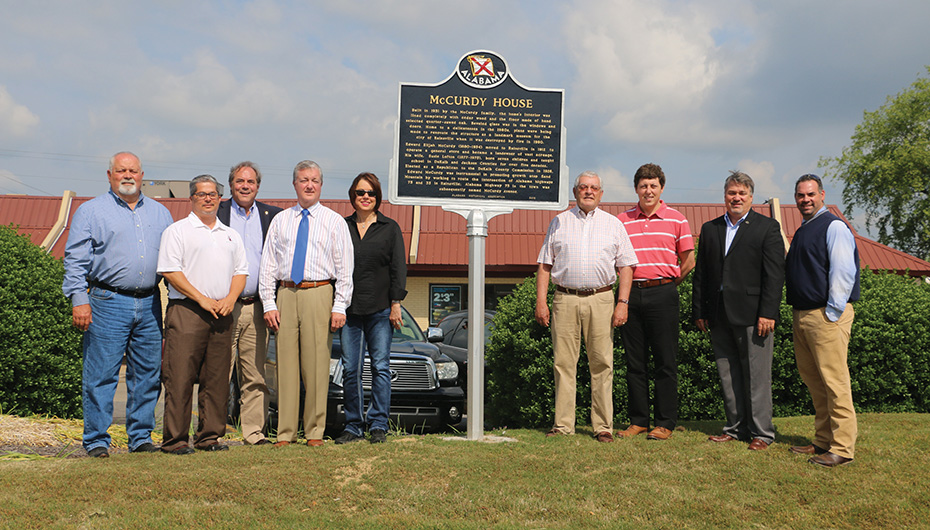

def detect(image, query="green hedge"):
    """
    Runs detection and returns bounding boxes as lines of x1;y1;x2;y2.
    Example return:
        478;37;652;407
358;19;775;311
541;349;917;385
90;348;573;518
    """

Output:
0;225;83;418
486;269;930;428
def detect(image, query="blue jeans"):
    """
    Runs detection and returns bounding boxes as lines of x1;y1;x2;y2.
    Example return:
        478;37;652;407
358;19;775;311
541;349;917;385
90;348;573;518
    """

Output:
340;309;392;434
82;286;163;451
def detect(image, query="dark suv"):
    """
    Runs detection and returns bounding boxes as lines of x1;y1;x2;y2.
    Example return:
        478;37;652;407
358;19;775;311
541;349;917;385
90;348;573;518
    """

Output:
431;309;496;392
230;306;465;435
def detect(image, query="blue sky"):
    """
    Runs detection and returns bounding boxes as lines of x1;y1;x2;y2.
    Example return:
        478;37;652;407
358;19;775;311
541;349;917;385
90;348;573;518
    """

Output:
2;1;929;231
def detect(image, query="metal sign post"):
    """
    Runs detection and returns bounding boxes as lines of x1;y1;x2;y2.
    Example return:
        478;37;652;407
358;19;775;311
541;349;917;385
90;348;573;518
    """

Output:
445;207;512;440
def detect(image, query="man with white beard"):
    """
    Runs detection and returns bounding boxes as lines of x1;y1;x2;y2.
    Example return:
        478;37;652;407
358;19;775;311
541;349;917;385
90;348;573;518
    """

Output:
63;152;174;458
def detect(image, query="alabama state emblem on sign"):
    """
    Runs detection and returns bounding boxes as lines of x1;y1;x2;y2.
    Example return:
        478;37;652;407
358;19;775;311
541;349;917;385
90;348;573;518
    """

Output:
457;50;508;89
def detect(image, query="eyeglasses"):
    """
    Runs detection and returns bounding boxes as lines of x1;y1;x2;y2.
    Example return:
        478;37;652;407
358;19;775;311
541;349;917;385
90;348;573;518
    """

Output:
354;189;376;197
193;192;219;199
576;184;601;192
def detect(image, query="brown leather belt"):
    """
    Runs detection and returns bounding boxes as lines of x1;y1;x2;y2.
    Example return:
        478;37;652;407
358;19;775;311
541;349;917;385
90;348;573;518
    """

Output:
555;285;613;297
282;280;331;289
633;278;675;289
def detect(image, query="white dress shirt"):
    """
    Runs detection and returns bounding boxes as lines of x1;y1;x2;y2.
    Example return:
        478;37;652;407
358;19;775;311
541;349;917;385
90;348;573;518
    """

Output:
258;202;354;314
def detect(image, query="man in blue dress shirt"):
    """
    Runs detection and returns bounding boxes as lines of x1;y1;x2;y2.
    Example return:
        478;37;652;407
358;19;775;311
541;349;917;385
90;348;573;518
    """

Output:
62;152;174;458
217;161;281;445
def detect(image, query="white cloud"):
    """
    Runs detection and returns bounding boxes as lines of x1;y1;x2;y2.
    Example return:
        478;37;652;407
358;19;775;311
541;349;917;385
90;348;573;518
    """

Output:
593;165;636;202
130;50;294;129
735;159;782;199
0;86;40;139
563;0;726;146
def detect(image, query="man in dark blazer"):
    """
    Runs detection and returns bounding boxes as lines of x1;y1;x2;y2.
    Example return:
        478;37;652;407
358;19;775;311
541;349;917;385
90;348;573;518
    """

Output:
217;161;282;445
693;171;785;451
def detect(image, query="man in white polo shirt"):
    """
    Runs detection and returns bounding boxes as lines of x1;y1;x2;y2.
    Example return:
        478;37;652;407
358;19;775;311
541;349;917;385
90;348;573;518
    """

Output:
157;175;248;455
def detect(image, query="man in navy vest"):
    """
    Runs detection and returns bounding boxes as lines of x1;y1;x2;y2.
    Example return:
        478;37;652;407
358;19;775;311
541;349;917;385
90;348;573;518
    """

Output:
786;174;860;467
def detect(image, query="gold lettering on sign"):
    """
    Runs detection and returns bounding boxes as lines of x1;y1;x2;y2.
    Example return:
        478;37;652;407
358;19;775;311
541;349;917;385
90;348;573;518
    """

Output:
402;92;558;201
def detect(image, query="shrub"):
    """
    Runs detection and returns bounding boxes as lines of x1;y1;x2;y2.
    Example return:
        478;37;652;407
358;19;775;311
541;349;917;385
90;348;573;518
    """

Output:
486;268;930;428
485;278;560;428
0;225;83;418
848;270;930;412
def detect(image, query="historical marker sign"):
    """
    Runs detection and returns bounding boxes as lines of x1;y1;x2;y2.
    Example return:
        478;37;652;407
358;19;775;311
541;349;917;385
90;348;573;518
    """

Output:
390;51;567;441
389;50;568;210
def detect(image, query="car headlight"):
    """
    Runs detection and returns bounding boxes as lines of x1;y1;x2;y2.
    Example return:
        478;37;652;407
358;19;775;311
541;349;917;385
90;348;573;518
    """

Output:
436;361;459;382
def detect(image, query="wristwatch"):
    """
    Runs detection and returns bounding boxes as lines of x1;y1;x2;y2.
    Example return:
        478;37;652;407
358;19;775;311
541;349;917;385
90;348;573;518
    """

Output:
618;298;629;304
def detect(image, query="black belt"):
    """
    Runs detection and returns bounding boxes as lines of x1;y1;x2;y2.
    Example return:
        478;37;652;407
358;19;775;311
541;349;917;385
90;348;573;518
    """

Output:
88;279;157;298
555;285;613;297
239;296;257;305
633;278;675;289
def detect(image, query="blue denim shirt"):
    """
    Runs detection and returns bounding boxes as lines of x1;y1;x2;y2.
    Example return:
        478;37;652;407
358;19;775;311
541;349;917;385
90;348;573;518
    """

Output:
62;190;174;306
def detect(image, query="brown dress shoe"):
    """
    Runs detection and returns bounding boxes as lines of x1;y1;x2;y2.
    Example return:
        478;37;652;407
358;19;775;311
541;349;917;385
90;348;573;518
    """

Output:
708;434;737;443
307;439;324;447
546;428;568;437
616;425;649;438
594;431;614;443
272;440;291;448
790;444;827;455
808;452;853;467
748;438;770;450
647;427;672;441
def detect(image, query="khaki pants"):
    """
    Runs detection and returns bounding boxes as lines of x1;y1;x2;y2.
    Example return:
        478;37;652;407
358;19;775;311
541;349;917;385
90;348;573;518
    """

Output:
275;284;333;442
230;299;270;444
793;304;857;458
551;289;615;434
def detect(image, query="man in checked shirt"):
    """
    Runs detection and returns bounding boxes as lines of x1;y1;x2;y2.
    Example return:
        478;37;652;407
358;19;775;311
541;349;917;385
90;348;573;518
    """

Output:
536;171;638;442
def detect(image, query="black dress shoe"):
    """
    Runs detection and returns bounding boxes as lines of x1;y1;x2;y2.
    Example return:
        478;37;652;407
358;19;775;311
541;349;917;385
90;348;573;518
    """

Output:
369;429;387;444
253;439;271;445
161;446;195;455
87;447;109;458
197;443;229;452
130;442;159;453
334;431;365;445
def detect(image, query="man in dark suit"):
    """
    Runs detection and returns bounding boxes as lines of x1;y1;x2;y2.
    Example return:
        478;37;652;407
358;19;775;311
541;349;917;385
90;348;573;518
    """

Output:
693;171;785;450
217;161;282;445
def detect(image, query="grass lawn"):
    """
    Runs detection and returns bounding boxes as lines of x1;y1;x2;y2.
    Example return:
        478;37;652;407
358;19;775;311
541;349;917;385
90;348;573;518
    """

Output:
1;413;928;529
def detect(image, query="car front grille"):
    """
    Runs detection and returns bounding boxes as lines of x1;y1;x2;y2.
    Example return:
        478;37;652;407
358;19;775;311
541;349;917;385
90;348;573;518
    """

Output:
362;358;437;391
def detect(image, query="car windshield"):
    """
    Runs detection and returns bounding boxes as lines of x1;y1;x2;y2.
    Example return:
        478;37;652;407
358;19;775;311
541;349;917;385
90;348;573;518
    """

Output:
393;307;425;343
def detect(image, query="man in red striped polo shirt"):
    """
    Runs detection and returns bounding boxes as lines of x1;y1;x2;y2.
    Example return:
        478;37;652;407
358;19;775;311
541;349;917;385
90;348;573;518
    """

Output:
616;164;694;441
